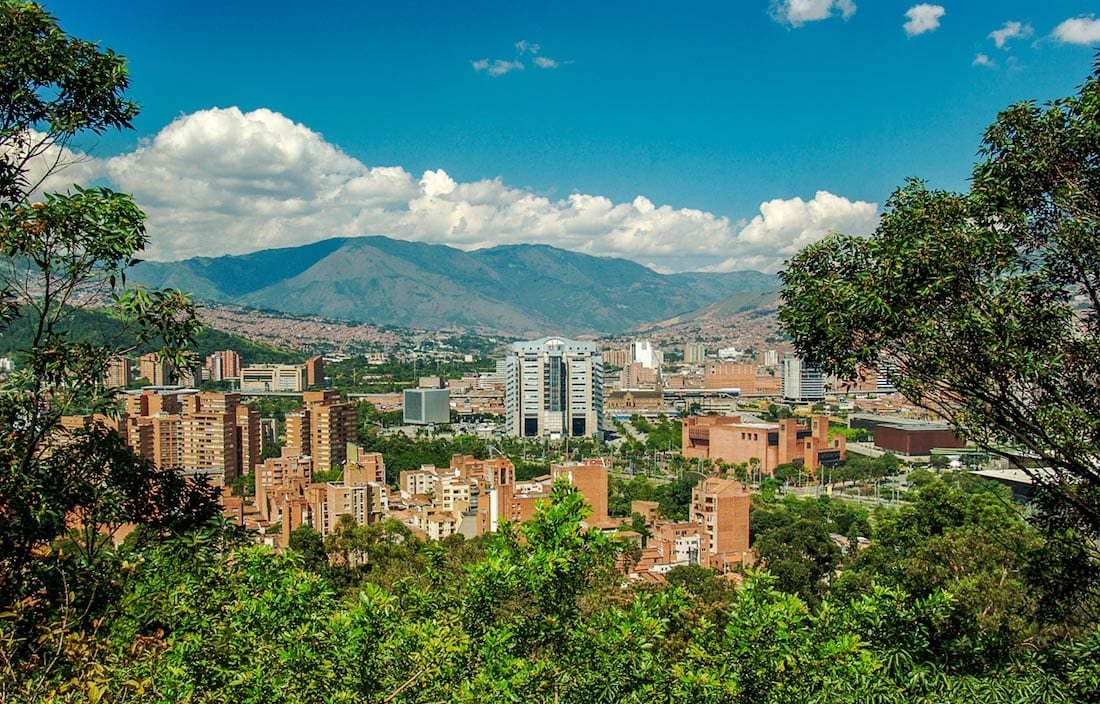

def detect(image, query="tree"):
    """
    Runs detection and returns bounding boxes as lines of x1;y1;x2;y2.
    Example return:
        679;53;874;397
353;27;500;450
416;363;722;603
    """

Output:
780;58;1100;540
0;1;214;611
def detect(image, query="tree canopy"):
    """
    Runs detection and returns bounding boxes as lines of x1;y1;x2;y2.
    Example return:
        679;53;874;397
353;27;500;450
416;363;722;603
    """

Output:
780;57;1100;541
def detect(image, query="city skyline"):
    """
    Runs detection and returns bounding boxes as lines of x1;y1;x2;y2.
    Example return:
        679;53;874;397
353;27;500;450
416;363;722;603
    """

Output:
39;1;1100;272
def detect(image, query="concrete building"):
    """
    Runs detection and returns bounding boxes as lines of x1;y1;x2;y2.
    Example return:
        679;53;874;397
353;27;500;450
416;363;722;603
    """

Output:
630;339;662;370
781;355;825;402
682;414;844;477
505;337;603;439
403;388;451;425
240;364;307;393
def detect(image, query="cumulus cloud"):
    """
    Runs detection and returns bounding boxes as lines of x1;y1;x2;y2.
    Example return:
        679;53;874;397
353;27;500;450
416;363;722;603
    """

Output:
79;106;875;272
533;56;559;69
1053;15;1100;45
972;53;995;68
989;20;1032;49
903;4;945;37
771;0;856;27
703;192;879;272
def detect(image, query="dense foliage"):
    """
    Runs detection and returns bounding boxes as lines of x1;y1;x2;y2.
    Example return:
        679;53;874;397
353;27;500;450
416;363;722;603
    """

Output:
4;479;1099;703
780;57;1100;541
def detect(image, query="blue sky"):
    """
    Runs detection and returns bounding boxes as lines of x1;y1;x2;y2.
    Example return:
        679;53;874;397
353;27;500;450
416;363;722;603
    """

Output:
41;1;1100;271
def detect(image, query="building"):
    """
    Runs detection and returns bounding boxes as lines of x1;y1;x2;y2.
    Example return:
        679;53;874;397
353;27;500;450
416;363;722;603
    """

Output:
682;414;844;477
683;343;706;364
630;339;662;370
781;355;824;402
105;356;132;388
205;350;243;383
138;353;172;386
505;337;603;439
704;361;757;391
109;389;260;485
303;355;325;388
551;460;609;525
287;391;357;472
619;362;659;390
691;477;751;570
403;388;451;425
240;364;307;393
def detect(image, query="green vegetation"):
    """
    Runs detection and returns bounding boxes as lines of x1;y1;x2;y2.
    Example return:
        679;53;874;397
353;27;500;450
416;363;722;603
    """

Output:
608;474;701;520
2;5;1098;703
780;57;1100;542
0;304;301;363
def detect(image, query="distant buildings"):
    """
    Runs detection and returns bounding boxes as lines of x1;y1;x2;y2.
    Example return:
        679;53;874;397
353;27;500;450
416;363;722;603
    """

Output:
683;343;706;364
241;364;308;392
138;353;172;386
630;339;662;370
781;355;824;402
682;414;844;476
66;388;262;486
205;349;243;382
403;387;450;425
505;337;603;438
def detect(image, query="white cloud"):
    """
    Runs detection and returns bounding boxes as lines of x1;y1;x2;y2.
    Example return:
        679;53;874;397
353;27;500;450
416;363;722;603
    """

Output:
474;40;563;76
79;106;875;273
989;20;1032;49
1053;15;1100;45
903;4;945;37
472;58;525;76
771;0;856;27
972;53;995;68
704;192;879;272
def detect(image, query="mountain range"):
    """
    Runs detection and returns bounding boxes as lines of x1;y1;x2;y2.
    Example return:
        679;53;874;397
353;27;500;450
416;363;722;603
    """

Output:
131;236;779;335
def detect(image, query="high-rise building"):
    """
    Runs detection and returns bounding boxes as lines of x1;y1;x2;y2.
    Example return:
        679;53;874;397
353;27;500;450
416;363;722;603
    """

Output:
691;477;751;570
205;350;243;382
505;337;603;438
298;391;357;472
683;343;706;364
302;355;325;388
138;353;172;386
630;339;662;370
781;355;825;402
104;356;132;389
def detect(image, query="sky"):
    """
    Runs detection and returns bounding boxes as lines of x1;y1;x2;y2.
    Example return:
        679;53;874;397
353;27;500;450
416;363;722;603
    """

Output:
35;0;1100;272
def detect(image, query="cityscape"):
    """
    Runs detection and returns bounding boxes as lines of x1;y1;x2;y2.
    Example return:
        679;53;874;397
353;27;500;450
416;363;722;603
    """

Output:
2;2;1099;703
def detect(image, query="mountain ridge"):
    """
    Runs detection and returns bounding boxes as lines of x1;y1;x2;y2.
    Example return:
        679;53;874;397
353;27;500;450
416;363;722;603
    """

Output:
131;236;779;335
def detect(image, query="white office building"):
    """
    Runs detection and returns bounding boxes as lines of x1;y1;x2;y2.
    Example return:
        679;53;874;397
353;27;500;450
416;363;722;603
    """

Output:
505;337;603;438
781;355;825;402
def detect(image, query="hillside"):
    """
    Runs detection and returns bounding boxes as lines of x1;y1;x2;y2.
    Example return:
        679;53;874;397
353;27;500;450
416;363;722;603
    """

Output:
0;306;301;364
130;236;779;335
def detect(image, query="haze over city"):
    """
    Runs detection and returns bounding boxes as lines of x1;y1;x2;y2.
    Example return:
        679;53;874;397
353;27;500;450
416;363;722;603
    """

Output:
42;0;1100;271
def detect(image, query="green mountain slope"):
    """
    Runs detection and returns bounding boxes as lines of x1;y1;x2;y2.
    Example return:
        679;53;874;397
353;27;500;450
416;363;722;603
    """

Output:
131;236;779;334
